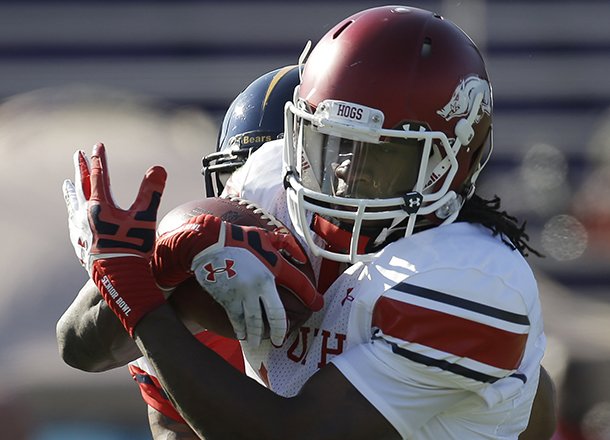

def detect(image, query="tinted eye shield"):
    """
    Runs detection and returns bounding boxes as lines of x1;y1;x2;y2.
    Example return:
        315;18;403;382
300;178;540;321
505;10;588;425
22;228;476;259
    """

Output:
287;99;458;201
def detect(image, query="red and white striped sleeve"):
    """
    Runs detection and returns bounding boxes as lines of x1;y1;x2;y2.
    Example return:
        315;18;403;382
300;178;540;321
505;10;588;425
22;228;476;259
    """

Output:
371;278;530;384
331;262;543;438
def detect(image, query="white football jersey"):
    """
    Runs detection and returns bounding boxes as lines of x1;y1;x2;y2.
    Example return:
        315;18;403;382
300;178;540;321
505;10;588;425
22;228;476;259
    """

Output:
224;140;546;439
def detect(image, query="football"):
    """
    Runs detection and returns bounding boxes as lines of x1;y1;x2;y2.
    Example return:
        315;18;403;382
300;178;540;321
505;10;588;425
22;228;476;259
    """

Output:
157;196;283;236
162;196;315;340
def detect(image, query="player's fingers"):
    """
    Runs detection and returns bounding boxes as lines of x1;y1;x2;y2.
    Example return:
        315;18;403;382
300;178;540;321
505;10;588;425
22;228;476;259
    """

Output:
90;142;115;206
260;292;288;347
224;307;246;341
243;296;264;348
62;179;78;214
274;233;307;264
89;143;105;202
276;263;323;311
79;151;91;201
129;165;167;214
73;150;91;202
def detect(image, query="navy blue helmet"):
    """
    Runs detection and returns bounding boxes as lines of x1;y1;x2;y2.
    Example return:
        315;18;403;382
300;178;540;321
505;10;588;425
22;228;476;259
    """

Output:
202;65;300;196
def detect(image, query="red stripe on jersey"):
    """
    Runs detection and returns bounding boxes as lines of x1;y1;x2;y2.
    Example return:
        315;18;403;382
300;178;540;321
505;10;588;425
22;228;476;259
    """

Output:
372;296;527;370
312;215;370;255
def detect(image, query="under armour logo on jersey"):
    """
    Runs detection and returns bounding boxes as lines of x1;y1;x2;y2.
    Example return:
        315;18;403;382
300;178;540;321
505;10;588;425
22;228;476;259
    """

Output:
341;288;355;306
203;259;237;282
402;192;423;214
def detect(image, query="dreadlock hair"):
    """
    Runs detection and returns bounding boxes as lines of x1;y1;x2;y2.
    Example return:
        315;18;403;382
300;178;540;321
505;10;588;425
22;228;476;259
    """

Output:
457;194;543;258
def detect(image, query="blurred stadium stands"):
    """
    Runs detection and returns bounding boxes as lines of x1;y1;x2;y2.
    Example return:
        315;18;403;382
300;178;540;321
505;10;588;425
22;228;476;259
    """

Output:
0;1;609;438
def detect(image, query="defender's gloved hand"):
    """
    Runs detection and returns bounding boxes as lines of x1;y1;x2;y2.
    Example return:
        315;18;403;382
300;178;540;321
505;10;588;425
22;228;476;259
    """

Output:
153;214;322;347
63;143;167;335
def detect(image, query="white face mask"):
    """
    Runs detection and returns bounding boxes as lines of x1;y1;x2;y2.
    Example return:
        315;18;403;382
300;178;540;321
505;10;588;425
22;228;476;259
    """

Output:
283;98;467;263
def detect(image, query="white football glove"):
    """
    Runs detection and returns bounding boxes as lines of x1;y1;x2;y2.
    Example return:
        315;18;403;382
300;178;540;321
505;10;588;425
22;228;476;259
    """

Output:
192;246;286;347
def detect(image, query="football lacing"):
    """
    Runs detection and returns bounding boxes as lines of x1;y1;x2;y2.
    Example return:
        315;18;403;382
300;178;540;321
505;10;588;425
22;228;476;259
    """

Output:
223;196;284;229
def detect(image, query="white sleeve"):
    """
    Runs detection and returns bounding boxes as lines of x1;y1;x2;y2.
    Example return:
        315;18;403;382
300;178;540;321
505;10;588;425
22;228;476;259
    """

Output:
222;158;250;197
221;140;284;203
331;338;541;439
331;341;471;438
331;245;543;438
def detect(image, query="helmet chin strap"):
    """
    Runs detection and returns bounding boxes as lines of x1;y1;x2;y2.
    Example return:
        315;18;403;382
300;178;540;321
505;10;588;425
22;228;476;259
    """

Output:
314;212;414;256
312;214;372;254
372;214;409;247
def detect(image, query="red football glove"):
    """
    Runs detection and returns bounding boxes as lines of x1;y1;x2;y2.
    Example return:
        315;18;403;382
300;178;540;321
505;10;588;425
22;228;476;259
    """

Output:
62;142;167;336
153;213;323;346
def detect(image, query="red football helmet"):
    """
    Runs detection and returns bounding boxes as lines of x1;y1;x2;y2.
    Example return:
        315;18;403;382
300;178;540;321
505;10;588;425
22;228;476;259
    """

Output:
284;6;493;263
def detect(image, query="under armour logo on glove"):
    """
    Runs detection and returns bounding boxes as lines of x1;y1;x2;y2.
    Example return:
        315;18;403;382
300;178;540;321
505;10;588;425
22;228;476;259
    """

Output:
203;260;237;282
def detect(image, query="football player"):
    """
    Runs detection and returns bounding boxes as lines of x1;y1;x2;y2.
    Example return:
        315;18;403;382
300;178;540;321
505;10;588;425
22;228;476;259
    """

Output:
57;65;301;439
61;6;556;438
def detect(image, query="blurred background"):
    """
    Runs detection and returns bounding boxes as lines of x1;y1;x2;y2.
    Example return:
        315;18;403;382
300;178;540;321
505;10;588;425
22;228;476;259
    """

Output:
0;0;608;438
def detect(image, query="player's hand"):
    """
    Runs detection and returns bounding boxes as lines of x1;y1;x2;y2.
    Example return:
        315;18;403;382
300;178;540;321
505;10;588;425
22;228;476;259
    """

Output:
62;142;167;335
153;215;322;347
